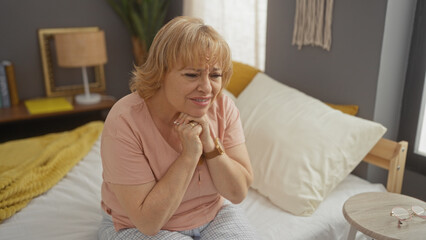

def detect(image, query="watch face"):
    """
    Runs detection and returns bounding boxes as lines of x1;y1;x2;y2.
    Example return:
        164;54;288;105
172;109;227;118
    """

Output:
215;138;225;154
203;138;225;160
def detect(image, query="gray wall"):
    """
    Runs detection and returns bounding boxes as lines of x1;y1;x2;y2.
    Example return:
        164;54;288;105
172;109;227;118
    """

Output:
374;0;417;140
265;0;425;200
370;0;422;199
0;0;390;119
265;0;387;120
0;0;182;101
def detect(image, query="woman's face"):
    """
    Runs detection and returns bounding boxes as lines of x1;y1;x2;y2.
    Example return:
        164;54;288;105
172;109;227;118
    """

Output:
162;62;223;118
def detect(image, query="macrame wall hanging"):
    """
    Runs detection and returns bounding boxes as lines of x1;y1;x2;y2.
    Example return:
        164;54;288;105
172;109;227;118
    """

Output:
292;0;334;51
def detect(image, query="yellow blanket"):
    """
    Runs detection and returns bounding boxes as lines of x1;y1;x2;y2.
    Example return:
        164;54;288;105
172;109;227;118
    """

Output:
0;121;103;222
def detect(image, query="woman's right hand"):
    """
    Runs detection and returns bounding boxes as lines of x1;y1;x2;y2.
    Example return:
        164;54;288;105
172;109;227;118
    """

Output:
109;113;205;236
173;113;203;161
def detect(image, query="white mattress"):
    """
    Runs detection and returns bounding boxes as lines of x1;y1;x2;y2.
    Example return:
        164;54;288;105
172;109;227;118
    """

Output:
0;139;385;240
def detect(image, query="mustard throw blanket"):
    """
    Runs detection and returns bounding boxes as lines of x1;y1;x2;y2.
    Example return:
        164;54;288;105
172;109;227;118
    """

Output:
0;121;103;222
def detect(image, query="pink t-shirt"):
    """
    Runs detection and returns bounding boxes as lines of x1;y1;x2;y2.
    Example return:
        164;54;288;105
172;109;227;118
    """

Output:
100;92;245;231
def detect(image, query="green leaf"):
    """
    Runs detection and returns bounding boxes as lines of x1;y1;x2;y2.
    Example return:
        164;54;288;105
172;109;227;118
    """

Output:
105;0;137;36
105;0;171;51
130;10;146;42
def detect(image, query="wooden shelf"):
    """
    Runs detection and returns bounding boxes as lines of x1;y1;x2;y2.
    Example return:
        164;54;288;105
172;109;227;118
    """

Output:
0;98;116;124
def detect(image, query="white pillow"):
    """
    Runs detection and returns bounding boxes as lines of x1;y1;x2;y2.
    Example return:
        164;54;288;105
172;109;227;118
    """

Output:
222;88;237;103
236;72;386;216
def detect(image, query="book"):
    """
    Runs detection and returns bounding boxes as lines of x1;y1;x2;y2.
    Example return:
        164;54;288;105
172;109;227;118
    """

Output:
0;63;11;108
24;97;74;115
2;61;19;106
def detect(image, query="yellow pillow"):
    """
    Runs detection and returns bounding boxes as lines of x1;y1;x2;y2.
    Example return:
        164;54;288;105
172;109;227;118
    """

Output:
326;103;359;116
226;61;261;97
226;61;359;116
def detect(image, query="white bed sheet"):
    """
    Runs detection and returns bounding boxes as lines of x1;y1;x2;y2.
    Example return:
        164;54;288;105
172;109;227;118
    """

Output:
0;139;385;240
241;175;385;240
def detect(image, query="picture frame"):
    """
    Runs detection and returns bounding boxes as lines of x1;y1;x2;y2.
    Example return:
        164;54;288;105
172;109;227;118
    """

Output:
38;27;106;97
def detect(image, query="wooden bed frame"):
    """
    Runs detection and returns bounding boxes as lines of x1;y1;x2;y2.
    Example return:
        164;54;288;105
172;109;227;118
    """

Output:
363;138;408;193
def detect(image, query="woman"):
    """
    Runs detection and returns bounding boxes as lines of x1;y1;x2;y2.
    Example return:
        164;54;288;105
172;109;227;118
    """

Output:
98;16;255;239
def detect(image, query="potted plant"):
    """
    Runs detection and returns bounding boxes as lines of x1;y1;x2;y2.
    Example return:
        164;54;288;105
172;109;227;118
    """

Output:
106;0;170;65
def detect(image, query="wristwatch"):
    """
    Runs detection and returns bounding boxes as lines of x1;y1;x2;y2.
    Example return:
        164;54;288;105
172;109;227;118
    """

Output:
203;137;225;160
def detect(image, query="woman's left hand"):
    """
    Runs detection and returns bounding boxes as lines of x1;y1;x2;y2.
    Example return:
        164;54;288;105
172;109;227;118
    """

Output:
174;113;254;204
175;114;215;153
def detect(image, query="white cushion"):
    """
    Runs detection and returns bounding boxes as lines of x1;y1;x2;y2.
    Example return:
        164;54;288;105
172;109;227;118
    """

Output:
236;72;386;216
222;89;237;103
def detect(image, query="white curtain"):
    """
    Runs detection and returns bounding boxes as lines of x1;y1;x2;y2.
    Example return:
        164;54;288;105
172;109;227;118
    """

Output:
183;0;268;70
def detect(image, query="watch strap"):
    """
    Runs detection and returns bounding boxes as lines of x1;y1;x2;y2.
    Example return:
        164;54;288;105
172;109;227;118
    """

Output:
203;137;225;160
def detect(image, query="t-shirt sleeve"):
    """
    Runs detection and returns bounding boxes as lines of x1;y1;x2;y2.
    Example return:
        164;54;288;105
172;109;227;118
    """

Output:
101;115;155;185
222;94;245;149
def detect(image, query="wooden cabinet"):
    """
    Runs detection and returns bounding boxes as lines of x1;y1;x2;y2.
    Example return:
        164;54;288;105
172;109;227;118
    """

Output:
0;98;115;143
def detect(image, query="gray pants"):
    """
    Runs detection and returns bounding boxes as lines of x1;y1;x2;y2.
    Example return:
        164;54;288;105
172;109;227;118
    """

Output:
98;202;257;240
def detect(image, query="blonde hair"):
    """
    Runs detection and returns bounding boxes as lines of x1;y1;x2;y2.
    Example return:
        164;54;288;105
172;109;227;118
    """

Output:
130;16;233;99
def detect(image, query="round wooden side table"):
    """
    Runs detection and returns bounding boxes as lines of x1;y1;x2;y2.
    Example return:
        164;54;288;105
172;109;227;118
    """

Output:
343;192;426;240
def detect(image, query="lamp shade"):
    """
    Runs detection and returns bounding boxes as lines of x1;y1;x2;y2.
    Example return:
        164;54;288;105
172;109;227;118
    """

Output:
55;30;107;67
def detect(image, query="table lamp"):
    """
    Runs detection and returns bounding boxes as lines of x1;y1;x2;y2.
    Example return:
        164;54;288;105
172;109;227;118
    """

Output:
54;30;107;105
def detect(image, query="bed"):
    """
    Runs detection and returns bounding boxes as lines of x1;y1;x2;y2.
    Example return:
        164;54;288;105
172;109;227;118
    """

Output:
0;63;408;240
